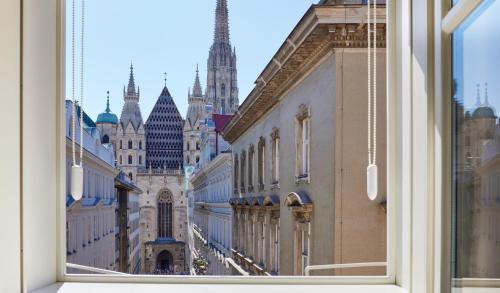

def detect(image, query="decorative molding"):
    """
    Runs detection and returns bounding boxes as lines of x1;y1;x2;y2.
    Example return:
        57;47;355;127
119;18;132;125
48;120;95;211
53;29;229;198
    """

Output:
296;104;310;121
222;5;387;143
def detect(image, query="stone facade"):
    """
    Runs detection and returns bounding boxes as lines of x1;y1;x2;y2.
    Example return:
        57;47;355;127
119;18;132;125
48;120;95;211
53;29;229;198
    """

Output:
99;66;188;275
223;5;387;276
65;101;117;273
191;141;234;275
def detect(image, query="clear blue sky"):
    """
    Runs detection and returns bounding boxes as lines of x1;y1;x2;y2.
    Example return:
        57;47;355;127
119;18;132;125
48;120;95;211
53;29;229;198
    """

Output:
66;0;317;121
458;0;500;113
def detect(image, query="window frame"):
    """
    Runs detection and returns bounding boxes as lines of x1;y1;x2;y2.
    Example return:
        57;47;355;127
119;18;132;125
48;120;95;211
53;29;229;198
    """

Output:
47;0;402;288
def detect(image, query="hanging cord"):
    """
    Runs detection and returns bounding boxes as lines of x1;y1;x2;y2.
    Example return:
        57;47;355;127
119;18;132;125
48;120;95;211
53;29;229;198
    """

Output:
368;0;377;166
71;0;76;166
79;0;85;165
373;0;377;166
71;0;85;166
367;0;371;165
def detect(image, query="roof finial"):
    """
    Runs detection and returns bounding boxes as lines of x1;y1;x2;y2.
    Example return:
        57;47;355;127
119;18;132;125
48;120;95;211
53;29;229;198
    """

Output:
164;72;167;87
106;90;110;113
485;82;489;105
476;83;481;107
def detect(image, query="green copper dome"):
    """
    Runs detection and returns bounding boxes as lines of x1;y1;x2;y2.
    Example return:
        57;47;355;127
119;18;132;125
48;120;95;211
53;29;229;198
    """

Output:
472;106;496;119
96;92;118;124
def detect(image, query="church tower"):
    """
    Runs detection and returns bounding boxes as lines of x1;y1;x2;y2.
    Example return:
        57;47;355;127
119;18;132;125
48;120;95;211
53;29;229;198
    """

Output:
183;66;204;166
206;0;238;115
116;64;146;182
96;91;118;148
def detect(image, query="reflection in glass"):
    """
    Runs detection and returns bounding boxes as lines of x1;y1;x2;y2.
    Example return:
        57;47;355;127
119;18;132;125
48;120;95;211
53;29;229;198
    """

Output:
452;0;500;280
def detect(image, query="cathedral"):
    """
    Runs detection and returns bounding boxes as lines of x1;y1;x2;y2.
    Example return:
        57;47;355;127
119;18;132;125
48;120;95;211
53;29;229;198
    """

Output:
184;0;239;168
96;64;187;275
94;0;238;275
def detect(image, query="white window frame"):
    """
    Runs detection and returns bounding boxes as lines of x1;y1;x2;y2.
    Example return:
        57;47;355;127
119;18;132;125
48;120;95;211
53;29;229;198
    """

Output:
10;0;480;292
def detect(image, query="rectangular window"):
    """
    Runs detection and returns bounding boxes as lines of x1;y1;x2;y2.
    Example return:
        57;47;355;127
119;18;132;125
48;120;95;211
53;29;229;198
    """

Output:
62;0;389;281
451;0;500;282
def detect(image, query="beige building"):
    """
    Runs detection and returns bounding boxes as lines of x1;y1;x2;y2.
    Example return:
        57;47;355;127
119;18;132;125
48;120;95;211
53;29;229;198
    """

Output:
222;4;387;276
65;101;118;273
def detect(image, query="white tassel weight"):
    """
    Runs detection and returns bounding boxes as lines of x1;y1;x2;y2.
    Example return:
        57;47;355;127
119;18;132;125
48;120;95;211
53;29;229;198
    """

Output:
367;164;378;201
71;165;84;201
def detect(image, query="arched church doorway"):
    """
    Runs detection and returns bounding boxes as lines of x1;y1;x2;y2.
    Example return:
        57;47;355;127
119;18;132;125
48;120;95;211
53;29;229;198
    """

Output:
156;250;174;274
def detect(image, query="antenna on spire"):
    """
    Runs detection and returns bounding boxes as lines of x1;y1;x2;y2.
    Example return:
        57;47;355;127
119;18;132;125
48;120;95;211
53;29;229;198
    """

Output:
485;82;489;105
476;83;481;107
164;72;167;87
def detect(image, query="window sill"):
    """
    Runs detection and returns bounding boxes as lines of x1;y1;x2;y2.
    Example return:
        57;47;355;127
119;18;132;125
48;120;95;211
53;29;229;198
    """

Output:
32;283;407;293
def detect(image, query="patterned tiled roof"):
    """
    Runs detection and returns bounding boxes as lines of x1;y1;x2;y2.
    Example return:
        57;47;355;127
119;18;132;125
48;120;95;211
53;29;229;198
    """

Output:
145;86;184;170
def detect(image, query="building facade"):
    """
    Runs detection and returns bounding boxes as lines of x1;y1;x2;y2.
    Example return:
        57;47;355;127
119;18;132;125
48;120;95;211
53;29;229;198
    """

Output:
65;101;118;273
99;66;188;275
190;114;235;275
115;171;142;274
222;4;387;276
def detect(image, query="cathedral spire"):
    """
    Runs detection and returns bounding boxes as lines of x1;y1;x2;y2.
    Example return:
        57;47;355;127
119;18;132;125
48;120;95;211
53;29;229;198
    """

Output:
214;0;230;44
484;82;489;105
127;62;137;97
476;83;481;107
192;65;203;97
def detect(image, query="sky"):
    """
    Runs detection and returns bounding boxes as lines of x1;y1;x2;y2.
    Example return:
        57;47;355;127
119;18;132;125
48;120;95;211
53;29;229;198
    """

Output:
65;0;318;121
456;0;500;113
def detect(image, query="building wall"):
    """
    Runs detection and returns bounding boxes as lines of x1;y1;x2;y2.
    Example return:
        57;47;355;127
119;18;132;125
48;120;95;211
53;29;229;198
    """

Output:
230;50;387;276
191;153;233;275
65;102;118;273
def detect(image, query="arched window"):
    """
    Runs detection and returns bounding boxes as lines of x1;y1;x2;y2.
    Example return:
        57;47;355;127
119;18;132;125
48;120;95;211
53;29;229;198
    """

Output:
139;155;142;165
102;134;109;144
196;142;200;150
128;140;133;149
119;155;122;165
128;155;133;165
196;156;200;163
139;141;142;150
248;145;255;189
186;142;190;151
186;156;190;164
157;189;173;238
119;140;122;149
128;173;133;181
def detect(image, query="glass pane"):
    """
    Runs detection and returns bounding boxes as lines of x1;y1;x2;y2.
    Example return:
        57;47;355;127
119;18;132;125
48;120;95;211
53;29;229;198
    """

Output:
452;0;500;283
65;0;388;277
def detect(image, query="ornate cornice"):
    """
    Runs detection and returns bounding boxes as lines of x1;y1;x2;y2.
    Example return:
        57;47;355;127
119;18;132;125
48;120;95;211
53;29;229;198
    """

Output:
222;5;387;143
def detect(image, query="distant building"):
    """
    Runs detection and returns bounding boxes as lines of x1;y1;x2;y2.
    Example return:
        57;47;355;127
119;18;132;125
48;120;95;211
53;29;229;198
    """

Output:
453;85;500;278
190;114;235;275
65;100;117;272
115;171;142;274
222;4;387;276
97;65;188;275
